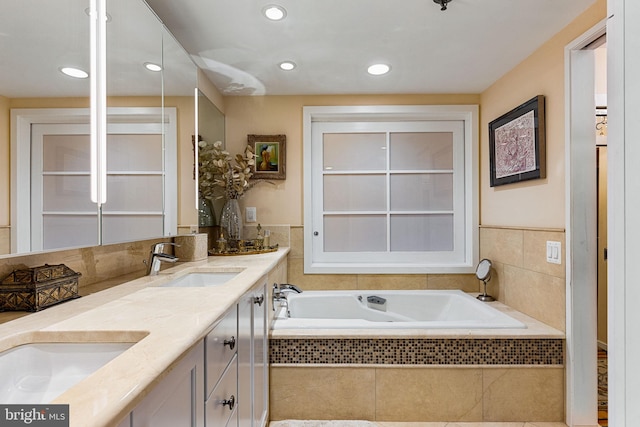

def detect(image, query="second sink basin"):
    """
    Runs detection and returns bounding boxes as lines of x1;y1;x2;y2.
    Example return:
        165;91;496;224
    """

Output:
158;271;240;288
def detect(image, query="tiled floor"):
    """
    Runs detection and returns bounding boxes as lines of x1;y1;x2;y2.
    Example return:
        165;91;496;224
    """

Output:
270;421;568;427
598;348;608;427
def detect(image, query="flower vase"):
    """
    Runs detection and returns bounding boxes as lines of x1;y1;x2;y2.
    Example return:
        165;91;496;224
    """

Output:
220;197;243;240
198;197;215;227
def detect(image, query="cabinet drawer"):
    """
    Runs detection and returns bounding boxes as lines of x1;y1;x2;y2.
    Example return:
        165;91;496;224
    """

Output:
205;355;238;427
206;304;237;395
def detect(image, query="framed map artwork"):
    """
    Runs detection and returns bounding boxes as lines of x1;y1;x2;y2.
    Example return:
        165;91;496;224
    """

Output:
489;95;546;187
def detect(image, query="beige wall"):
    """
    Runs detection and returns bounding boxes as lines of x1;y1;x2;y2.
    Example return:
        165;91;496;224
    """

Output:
198;69;225;114
162;95;197;227
479;0;606;229
474;1;606;329
224;94;480;226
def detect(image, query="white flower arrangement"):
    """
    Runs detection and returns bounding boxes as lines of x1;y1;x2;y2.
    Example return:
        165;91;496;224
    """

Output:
198;140;256;200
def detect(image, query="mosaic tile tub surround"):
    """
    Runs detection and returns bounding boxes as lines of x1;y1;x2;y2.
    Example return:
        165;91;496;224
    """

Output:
270;338;564;366
269;338;566;421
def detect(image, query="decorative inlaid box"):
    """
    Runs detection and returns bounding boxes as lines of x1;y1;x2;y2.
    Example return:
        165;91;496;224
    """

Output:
0;264;81;312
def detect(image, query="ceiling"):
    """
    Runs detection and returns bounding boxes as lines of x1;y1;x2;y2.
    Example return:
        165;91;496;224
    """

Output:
145;0;597;96
0;0;195;98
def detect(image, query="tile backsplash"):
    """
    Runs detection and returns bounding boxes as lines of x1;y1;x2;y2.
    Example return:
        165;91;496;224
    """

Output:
480;226;566;331
0;238;172;291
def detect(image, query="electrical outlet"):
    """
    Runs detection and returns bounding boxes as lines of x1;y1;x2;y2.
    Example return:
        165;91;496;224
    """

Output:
546;241;561;264
245;207;257;223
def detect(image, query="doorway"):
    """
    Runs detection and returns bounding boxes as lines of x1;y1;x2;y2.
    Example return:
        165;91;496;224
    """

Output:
565;20;606;427
596;142;608;426
592;40;608;427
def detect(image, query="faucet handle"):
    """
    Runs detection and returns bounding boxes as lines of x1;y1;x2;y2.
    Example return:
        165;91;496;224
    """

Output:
151;242;181;253
278;283;303;293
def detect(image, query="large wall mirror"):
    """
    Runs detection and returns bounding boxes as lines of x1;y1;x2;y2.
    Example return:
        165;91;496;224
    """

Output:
197;90;225;230
0;0;198;256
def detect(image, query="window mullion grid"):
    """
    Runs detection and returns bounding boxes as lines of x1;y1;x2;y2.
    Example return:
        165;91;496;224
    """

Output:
386;131;391;253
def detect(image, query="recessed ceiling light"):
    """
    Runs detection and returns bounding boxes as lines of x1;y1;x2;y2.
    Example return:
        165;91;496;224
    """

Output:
279;61;296;71
263;5;287;21
367;64;391;76
59;67;89;79
144;62;163;72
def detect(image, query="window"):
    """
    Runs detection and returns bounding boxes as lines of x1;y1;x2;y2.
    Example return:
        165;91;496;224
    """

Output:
303;105;478;274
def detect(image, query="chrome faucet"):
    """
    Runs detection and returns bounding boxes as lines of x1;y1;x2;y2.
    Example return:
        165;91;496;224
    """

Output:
272;283;303;315
277;283;303;294
146;242;179;275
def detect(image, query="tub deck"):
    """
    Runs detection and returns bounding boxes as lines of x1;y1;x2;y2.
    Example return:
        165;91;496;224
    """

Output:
269;296;563;366
270;295;564;340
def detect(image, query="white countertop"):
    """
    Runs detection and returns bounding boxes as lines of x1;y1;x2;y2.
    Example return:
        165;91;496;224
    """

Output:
0;248;289;427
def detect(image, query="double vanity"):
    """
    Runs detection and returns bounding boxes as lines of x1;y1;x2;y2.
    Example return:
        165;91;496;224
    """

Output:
0;248;289;427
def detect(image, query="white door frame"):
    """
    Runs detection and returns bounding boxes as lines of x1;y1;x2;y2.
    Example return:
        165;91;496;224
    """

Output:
564;19;606;427
607;1;640;425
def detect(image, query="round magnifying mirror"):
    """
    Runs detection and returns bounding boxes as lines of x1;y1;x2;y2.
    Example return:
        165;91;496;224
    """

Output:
475;259;492;282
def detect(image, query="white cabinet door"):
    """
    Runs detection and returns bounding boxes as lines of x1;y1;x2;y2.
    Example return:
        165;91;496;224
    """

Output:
238;279;268;427
238;288;252;427
131;341;204;427
205;355;238;427
253;281;267;427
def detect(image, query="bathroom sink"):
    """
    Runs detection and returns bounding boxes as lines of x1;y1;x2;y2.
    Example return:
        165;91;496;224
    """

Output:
0;342;134;404
157;271;240;288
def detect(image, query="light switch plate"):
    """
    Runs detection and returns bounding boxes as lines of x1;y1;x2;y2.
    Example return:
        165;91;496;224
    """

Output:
546;241;561;264
245;207;257;223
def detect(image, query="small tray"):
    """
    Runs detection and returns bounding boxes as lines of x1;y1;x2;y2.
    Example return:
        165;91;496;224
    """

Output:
209;245;279;256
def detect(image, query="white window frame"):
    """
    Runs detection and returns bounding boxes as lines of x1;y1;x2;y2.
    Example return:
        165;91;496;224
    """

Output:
303;105;479;274
11;107;177;253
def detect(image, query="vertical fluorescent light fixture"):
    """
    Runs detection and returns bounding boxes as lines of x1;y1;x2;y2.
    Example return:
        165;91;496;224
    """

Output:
90;0;107;204
194;88;199;210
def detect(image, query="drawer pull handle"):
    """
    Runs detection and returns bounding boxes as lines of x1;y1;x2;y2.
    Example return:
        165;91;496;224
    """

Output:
222;395;235;410
253;295;264;306
224;336;235;350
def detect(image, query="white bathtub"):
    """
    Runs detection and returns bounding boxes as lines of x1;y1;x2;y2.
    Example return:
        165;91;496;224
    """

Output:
272;289;526;329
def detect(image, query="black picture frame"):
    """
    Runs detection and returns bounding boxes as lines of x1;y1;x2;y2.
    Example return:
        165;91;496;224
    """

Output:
489;95;546;187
